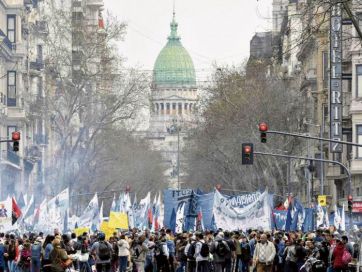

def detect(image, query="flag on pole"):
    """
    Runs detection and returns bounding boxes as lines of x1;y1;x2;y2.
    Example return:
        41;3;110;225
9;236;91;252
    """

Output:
110;194;117;213
196;207;204;231
334;205;341;229
175;202;185;234
12;197;22;225
79;194;99;230
341;204;346;231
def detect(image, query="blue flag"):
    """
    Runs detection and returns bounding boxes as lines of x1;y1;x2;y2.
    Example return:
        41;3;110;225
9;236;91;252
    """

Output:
285;203;292;231
291;198;304;231
169;208;176;233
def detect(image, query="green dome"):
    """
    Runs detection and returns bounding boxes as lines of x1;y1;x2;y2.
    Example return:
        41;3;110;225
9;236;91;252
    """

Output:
153;14;196;87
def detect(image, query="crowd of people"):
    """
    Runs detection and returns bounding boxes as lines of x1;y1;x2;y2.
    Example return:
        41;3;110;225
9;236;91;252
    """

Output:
0;227;360;272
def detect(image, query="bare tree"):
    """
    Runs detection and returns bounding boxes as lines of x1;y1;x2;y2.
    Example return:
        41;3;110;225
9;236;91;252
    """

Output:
32;1;163;204
185;61;307;195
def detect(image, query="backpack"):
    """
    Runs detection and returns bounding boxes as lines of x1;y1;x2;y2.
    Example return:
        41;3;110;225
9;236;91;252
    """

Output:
216;241;228;257
342;248;352;265
311;260;326;272
200;243;209;258
187;242;196;260
154;242;165;256
98;241;111;261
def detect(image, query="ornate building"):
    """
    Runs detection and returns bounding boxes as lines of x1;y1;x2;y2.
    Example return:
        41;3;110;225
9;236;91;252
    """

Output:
148;12;198;187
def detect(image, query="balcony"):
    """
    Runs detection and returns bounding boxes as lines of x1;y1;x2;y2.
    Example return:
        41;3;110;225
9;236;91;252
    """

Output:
86;0;103;7
6;106;26;120
30;59;44;71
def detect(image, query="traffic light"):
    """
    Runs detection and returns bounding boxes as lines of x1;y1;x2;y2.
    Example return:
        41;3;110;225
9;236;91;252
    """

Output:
348;195;353;212
242;143;254;165
11;131;20;152
259;122;268;143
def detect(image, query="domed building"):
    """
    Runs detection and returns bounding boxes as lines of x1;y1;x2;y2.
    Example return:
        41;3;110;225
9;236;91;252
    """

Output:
148;12;198;187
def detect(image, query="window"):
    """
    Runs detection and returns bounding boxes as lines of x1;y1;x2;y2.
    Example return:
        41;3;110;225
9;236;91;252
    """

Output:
357;65;362;97
37;45;43;61
7;71;16;106
357;187;361;197
7;15;16;43
7;72;16;105
357;125;362;158
322;52;328;89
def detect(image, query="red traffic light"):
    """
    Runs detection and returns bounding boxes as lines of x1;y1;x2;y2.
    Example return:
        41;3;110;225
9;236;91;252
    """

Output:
259;122;268;132
244;145;252;154
12;131;20;141
348;195;353;201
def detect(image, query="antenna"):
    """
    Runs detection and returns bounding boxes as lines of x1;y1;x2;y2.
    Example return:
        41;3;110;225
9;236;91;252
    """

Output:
173;0;176;17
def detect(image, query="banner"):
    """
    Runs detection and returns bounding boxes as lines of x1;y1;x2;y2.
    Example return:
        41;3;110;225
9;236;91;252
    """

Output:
175;203;185;233
100;221;116;240
273;210;287;230
109;212;128;230
212;190;271;230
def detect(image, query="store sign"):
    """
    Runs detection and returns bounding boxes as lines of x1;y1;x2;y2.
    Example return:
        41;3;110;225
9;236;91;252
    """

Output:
352;201;362;213
330;3;343;153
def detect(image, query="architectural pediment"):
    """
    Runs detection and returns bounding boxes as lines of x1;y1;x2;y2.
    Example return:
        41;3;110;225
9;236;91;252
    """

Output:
158;95;189;101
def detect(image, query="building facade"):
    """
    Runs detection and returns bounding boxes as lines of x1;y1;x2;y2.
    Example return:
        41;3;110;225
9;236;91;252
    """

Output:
250;0;362;224
148;12;198;188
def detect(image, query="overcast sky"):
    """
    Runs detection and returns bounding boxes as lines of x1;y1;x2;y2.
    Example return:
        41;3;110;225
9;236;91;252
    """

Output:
103;0;273;80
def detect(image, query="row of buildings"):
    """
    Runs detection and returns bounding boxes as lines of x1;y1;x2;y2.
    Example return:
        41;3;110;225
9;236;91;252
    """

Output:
249;0;362;223
0;0;106;201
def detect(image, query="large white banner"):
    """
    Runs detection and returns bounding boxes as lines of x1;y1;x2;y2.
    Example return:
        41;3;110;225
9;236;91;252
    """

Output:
213;190;271;230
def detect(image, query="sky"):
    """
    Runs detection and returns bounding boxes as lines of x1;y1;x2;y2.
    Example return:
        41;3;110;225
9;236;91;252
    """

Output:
103;0;273;80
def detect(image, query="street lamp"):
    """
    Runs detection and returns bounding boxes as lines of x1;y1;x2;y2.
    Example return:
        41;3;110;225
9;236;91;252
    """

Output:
167;119;181;190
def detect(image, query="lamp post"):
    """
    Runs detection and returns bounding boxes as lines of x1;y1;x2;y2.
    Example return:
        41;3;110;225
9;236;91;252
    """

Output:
167;119;181;190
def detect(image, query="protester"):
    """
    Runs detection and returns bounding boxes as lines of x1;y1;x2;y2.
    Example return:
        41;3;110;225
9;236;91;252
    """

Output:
117;234;129;272
49;239;70;272
210;232;230;272
91;232;113;272
253;234;276;272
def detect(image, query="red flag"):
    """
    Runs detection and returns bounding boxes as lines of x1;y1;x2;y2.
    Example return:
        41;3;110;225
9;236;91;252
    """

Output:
147;208;153;224
12;197;22;225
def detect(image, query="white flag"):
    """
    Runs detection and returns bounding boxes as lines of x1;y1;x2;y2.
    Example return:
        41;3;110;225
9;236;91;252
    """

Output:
175;203;185;234
334;205;341;229
316;205;324;227
139;192;151;229
79;194;99;230
341;204;346;231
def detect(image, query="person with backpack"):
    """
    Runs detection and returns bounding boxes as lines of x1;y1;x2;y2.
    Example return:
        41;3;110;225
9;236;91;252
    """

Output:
175;235;187;272
131;235;148;272
239;234;251;272
18;241;31;272
31;237;42;272
117;235;129;272
91;232;113;272
184;236;196;272
224;232;236;272
154;237;169;272
210;232;230;272
194;233;209;272
332;237;350;272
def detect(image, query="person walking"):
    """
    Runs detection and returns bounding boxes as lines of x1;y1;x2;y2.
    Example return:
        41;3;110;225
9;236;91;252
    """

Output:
49;239;71;272
31;237;42;272
117;235;129;272
210;232;230;272
194;233;209;272
253;234;276;272
91;232;113;272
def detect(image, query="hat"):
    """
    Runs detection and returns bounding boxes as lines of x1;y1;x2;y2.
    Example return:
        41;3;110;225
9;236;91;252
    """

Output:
217;232;224;239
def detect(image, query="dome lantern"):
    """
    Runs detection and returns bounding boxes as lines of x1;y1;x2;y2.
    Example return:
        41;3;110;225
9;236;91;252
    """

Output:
153;12;196;88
